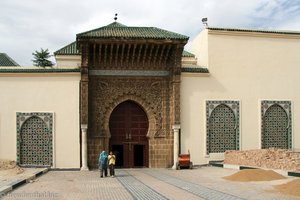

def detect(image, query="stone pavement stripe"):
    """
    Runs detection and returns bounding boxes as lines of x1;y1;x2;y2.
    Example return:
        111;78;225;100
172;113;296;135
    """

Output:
126;169;203;200
34;169;48;177
144;170;246;200
117;170;168;200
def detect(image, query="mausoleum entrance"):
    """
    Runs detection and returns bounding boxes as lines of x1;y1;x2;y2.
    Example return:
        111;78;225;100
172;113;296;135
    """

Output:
77;21;188;169
109;100;149;168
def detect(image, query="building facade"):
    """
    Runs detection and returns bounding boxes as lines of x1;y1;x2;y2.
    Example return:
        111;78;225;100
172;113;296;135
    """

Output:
183;27;300;164
0;68;80;168
76;21;189;168
0;23;299;169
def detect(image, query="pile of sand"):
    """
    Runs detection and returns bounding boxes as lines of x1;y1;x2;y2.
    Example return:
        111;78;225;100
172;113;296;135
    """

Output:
223;169;286;182
0;159;24;174
274;179;300;197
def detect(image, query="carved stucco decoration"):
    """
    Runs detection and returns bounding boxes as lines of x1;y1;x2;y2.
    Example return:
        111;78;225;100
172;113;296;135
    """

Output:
89;77;168;138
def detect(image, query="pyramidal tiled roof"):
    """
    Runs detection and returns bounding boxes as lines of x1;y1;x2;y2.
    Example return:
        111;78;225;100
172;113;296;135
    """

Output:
77;22;189;40
182;50;195;57
0;53;19;66
54;42;80;55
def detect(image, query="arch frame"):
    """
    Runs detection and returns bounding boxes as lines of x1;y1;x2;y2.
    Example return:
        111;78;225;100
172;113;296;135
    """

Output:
260;100;292;149
108;100;150;167
16;112;54;166
206;100;240;155
103;95;156;139
90;77;167;139
87;76;174;168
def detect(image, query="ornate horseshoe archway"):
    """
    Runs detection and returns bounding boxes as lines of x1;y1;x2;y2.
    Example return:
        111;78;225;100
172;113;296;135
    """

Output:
109;100;149;167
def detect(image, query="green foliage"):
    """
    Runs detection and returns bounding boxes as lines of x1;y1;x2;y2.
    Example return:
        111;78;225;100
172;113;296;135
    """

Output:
32;48;54;67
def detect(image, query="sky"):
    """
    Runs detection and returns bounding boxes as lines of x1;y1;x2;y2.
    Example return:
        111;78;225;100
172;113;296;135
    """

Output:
1;0;300;66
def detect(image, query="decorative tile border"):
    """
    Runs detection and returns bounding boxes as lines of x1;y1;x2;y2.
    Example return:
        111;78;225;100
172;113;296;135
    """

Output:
89;70;170;76
0;68;80;73
206;101;240;154
181;67;209;73
16;112;53;166
261;100;292;149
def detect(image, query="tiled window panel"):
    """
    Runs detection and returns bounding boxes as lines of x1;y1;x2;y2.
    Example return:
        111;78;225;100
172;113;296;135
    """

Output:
206;101;239;154
261;101;292;149
17;113;53;166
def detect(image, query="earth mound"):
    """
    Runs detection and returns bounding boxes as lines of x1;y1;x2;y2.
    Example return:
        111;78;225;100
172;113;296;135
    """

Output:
274;179;300;197
223;169;286;182
0;159;24;174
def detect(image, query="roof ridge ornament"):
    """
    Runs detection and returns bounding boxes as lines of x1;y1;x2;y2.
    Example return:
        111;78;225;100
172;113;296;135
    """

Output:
114;13;118;22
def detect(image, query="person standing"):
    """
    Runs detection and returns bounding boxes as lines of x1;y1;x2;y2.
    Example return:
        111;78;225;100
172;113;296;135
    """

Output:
98;150;108;178
108;151;116;177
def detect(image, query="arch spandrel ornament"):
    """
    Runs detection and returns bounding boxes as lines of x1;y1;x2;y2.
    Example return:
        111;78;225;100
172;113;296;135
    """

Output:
89;77;167;139
18;113;52;131
103;98;155;138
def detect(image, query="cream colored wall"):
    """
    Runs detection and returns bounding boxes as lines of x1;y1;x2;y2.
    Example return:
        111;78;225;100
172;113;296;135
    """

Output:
182;30;300;165
55;55;81;68
189;29;208;67
0;73;81;168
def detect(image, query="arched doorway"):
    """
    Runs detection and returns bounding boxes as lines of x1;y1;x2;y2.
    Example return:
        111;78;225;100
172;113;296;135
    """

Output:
109;101;149;168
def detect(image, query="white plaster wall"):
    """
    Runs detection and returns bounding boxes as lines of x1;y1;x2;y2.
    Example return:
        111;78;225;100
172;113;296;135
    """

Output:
55;55;81;68
182;30;300;165
189;29;208;67
0;73;81;168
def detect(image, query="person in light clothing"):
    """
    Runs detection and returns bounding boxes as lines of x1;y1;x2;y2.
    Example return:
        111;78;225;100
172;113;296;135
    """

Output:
108;151;116;177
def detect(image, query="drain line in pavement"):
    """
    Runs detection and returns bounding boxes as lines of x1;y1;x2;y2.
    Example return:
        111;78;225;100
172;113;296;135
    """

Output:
116;170;167;200
144;170;246;200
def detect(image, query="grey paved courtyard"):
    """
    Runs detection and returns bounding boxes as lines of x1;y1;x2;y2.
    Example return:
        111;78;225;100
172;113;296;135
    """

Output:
1;166;299;200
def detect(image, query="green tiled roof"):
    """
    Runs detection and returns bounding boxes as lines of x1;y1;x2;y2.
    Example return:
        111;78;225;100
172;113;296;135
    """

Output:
77;22;189;40
208;27;300;35
0;67;80;73
0;66;208;74
182;50;195;57
54;42;80;55
55;41;193;57
181;67;209;73
0;53;19;66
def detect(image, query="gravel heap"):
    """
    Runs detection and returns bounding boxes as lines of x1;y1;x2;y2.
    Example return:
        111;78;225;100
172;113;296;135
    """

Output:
0;159;24;174
223;169;286;182
274;179;300;197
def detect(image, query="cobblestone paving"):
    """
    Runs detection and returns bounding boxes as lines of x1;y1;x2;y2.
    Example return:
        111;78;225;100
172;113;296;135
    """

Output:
160;167;300;200
143;169;245;200
126;169;202;200
0;168;47;188
1;171;133;200
117;170;167;200
1;167;299;200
